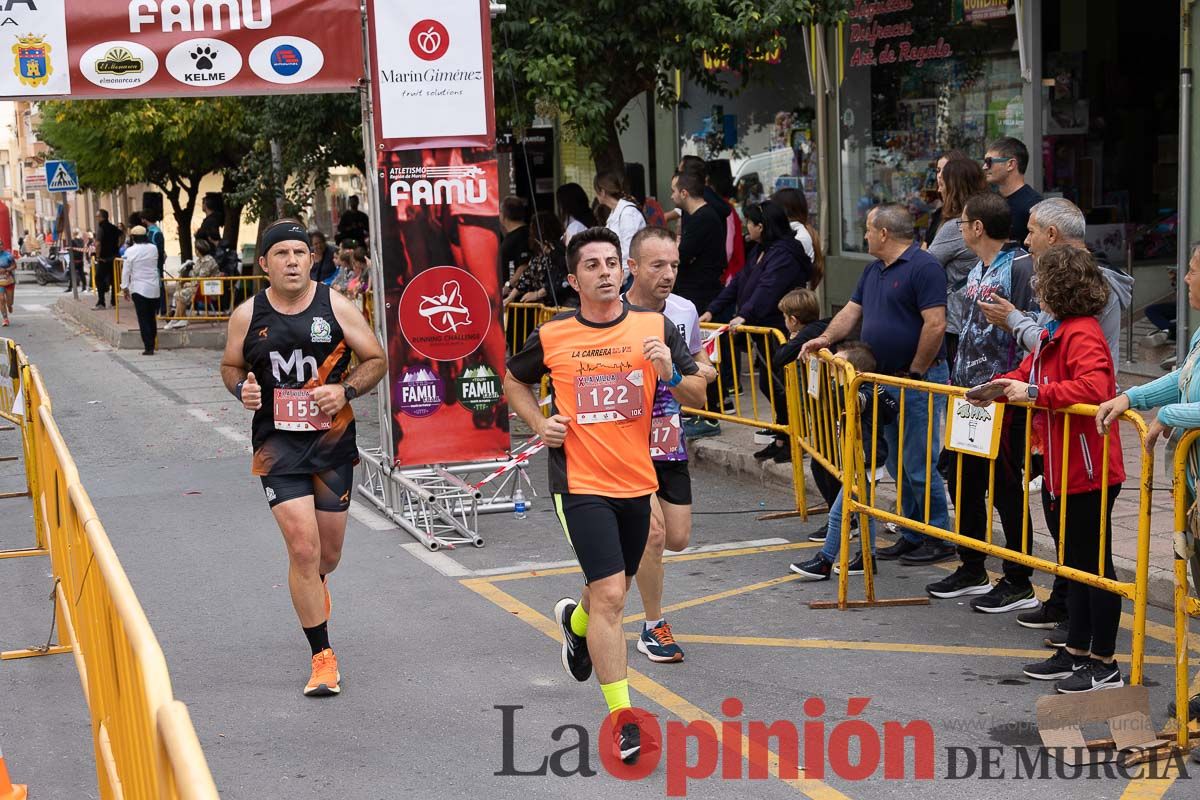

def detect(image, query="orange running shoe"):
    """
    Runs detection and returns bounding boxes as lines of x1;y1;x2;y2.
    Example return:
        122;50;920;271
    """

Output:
304;648;340;696
323;576;331;621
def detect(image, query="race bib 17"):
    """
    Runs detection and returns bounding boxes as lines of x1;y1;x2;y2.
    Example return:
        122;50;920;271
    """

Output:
650;413;682;458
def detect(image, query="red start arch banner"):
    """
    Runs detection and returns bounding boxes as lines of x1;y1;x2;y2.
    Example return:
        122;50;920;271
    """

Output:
0;0;363;100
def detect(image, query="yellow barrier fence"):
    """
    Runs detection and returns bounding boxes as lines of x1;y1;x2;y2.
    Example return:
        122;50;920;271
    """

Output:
0;337;43;558
1;342;218;798
1170;429;1200;754
825;363;1155;684
159;274;269;323
504;302;548;354
684;322;808;517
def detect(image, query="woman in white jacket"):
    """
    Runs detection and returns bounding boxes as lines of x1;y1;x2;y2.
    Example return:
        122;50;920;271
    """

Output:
594;171;645;285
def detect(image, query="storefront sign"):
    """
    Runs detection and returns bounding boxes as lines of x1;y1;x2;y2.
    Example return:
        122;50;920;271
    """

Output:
367;0;495;150
847;0;954;69
958;0;1010;23
56;0;362;99
378;146;508;466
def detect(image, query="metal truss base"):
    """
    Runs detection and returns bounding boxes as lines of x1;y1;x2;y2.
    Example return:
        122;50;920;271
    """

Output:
355;446;536;552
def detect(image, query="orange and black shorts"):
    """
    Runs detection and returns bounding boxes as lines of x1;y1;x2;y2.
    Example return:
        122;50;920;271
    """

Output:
261;462;355;512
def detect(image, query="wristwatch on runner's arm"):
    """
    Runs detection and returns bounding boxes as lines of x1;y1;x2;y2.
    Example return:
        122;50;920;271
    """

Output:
342;382;359;402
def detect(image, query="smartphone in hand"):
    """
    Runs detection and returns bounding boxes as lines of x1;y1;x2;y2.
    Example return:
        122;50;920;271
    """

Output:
965;382;1007;402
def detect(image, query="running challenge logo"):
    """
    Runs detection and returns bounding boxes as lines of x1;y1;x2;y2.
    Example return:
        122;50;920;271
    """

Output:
388;164;487;207
398;266;491;361
494;700;1189;795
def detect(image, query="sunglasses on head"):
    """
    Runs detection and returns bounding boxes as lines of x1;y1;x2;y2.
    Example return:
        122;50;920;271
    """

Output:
982;156;1014;168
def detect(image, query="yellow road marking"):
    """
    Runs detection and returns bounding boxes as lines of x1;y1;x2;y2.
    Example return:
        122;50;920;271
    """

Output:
624;574;804;624
480;541;818;583
1119;778;1178;800
461;577;852;800
623;632;1175;665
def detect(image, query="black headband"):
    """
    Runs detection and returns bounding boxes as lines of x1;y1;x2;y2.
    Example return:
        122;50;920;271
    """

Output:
259;221;311;257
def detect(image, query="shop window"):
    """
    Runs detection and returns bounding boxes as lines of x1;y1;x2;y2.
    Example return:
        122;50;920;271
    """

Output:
839;0;1022;251
679;34;820;221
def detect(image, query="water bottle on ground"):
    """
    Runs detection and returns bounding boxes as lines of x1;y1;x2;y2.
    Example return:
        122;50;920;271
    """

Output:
513;488;527;520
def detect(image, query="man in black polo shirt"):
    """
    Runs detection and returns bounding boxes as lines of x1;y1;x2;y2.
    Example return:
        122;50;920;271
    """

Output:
670;170;726;314
802;204;953;565
983;137;1042;244
498;195;532;291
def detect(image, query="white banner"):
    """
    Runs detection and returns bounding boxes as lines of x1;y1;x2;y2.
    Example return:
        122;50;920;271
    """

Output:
0;3;70;98
370;0;489;143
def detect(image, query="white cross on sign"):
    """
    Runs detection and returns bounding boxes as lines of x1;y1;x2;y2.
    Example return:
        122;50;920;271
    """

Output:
45;160;78;192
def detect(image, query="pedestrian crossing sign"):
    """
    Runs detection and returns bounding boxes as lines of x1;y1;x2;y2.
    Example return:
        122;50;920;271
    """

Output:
45;160;78;192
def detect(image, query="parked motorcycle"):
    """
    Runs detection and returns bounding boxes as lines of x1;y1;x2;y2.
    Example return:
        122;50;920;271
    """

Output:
33;252;69;285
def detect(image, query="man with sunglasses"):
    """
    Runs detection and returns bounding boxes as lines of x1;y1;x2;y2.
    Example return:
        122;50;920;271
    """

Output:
983;137;1041;244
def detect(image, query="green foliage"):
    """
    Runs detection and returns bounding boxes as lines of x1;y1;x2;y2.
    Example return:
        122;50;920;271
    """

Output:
494;0;850;170
225;93;364;223
36;93;365;253
38;97;247;193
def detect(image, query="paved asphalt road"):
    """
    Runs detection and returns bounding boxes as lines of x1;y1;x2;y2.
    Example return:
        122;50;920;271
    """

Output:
0;285;1195;799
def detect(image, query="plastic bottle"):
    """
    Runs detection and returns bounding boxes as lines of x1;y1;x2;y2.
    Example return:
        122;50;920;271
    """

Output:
513;488;528;520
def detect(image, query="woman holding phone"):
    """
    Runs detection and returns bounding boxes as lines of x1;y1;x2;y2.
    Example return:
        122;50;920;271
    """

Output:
967;244;1126;694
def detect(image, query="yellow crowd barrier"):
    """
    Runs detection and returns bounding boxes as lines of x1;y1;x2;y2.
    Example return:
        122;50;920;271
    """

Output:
684;322;808;517
0;340;218;798
1170;429;1200;754
503;302;549;353
160;274;269;323
826;361;1154;684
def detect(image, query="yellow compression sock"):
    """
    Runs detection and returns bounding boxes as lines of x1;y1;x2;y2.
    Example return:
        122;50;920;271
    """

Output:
600;679;632;713
570;602;589;637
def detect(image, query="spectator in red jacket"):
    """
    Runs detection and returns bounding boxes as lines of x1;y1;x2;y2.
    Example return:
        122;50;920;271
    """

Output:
968;244;1126;694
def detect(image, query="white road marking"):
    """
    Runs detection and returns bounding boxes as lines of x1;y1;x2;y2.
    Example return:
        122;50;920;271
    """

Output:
18;304;48;313
427;534;792;578
349;503;395;531
400;542;474;577
188;407;250;444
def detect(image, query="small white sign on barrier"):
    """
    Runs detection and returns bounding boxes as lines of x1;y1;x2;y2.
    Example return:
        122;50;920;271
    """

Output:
807;357;821;399
201;280;223;295
945;396;1004;459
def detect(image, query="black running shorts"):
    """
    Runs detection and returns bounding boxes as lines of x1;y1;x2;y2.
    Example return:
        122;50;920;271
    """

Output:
553;493;652;584
653;460;693;506
261;462;355;512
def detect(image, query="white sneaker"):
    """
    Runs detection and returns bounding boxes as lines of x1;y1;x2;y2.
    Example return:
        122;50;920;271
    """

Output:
1145;330;1170;347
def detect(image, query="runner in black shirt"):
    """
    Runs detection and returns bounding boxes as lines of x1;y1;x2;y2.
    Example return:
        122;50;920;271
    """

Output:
220;219;386;697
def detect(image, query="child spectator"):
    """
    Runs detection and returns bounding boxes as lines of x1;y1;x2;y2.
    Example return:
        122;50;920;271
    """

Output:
789;342;898;580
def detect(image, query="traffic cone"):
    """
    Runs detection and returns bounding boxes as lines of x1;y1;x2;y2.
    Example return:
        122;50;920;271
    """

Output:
0;744;27;800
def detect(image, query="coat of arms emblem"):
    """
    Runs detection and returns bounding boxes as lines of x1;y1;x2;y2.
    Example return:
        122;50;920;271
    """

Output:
13;34;52;88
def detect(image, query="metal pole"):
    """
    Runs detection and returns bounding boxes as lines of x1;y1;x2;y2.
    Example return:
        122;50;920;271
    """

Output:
1125;241;1134;364
358;4;393;460
1178;66;1192;366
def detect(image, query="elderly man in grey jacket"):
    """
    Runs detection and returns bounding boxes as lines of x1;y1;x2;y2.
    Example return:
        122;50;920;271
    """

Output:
979;197;1134;368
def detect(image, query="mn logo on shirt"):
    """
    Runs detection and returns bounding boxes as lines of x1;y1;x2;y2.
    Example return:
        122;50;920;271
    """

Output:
310;316;332;343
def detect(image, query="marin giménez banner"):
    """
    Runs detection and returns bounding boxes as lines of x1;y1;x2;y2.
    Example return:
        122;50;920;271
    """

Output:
377;147;508;467
42;0;364;99
366;0;495;151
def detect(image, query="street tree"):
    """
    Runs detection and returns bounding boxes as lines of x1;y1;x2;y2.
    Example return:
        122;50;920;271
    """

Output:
37;98;249;261
225;93;364;228
494;0;850;175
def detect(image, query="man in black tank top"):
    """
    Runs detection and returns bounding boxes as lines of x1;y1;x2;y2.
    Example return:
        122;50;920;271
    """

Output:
220;219;386;697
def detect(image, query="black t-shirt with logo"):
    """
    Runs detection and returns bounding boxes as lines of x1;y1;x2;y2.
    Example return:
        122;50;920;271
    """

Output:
243;282;357;475
498;225;531;284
